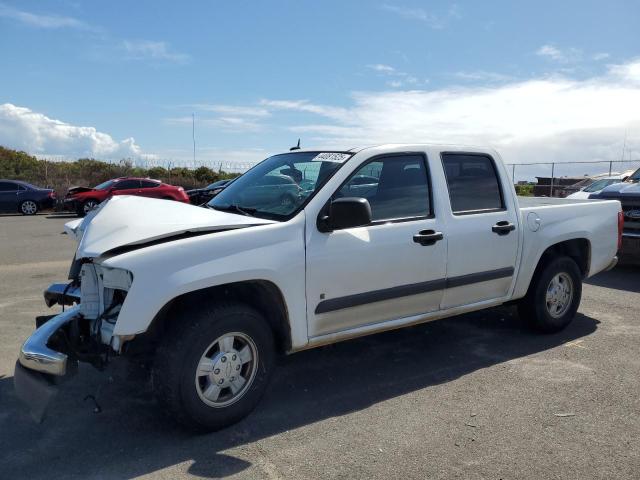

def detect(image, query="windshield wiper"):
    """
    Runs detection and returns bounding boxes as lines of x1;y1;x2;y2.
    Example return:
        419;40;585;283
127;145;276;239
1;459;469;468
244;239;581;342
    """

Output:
211;204;257;217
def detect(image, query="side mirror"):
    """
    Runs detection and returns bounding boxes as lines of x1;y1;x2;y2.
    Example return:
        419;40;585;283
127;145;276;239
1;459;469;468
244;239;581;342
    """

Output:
318;197;372;232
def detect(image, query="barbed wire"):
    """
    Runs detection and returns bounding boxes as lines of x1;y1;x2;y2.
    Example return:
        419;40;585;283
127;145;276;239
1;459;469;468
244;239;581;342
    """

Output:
34;155;259;173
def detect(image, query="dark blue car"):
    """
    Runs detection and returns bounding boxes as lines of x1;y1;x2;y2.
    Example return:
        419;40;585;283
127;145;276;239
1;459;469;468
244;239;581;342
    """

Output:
0;179;56;215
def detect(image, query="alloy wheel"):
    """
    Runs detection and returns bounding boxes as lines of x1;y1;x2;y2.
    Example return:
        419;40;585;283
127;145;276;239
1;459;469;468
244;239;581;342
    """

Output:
21;200;37;215
545;272;574;318
194;332;258;408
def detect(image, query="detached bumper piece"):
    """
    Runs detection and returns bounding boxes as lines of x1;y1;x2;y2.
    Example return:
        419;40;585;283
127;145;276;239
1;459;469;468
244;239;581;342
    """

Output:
44;283;80;308
14;307;80;422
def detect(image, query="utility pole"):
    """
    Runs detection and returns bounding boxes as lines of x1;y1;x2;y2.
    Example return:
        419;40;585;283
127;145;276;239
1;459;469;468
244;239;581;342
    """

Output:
192;113;196;169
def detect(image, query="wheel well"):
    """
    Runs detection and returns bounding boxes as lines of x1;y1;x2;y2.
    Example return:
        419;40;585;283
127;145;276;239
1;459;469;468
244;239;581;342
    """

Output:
136;280;292;355
536;238;591;278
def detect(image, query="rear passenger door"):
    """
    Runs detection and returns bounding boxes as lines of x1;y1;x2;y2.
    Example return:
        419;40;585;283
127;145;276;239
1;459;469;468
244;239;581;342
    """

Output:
137;180;161;198
439;152;519;309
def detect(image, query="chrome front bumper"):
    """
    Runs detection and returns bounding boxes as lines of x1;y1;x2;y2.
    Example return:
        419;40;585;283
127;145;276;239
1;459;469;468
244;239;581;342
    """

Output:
18;306;80;376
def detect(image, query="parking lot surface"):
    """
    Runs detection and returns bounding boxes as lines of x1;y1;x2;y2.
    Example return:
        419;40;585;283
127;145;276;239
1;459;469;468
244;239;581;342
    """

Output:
1;214;639;479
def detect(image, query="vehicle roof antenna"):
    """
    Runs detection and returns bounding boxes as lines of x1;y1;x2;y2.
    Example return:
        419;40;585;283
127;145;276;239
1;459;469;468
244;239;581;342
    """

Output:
290;139;301;151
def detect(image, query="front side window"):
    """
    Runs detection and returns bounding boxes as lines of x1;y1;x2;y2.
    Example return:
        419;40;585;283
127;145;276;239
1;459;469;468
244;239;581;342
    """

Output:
140;180;160;188
0;182;15;192
209;152;352;220
336;154;431;222
441;153;504;214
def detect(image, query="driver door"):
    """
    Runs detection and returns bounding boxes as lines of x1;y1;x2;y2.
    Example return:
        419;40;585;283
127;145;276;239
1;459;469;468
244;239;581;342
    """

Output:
305;153;447;338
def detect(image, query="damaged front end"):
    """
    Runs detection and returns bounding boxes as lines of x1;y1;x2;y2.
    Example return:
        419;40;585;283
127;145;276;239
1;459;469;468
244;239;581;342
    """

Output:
14;260;133;422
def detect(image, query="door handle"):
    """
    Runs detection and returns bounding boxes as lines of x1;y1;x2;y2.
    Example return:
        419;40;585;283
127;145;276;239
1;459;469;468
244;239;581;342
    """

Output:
492;221;516;235
413;230;443;246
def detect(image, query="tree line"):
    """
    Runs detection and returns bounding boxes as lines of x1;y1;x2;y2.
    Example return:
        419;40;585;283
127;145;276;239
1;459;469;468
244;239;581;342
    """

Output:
0;146;240;196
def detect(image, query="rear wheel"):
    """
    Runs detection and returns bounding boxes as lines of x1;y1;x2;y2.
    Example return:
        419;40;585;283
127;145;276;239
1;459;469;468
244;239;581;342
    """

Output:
518;256;582;333
19;200;38;215
152;302;275;431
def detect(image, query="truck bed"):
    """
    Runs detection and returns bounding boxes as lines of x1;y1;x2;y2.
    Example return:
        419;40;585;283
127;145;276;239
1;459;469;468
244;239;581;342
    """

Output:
511;195;620;300
517;195;608;207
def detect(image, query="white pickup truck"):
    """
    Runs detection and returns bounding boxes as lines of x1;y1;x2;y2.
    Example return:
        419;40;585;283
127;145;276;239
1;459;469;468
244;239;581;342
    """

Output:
15;144;622;430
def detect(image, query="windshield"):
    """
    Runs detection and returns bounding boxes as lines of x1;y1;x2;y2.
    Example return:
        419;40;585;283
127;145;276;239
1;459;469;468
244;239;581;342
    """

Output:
94;179;115;190
584;179;620;192
208;151;352;220
629;168;640;182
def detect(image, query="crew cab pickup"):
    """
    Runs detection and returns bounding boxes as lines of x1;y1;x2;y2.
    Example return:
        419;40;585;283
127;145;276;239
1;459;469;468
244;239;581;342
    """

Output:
14;144;622;430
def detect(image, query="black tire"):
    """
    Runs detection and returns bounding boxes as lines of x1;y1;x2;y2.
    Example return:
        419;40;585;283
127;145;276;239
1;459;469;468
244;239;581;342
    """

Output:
77;199;99;217
19;200;38;215
152;302;275;431
518;256;582;333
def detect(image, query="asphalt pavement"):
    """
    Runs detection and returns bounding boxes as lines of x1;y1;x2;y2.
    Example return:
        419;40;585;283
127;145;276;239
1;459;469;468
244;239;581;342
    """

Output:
0;213;639;479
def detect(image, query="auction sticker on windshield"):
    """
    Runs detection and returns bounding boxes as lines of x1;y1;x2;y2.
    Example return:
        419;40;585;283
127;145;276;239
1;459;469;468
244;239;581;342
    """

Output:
312;152;351;163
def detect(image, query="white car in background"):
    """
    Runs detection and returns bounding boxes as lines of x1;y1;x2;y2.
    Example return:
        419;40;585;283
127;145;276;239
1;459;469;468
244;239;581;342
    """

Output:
566;176;626;199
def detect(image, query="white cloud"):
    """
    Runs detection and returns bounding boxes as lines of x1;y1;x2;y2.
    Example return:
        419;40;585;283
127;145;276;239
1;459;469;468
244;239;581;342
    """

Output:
453;70;512;82
123;40;190;64
381;3;460;29
367;64;396;73
593;52;610;61
365;63;427;88
0;103;143;158
0;2;91;30
259;99;350;122
165;115;263;132
269;59;640;165
190;104;271;117
536;44;582;63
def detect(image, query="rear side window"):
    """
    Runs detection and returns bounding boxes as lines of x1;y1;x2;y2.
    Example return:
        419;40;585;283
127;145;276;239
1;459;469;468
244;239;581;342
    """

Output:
140;180;160;188
113;179;140;190
441;153;504;214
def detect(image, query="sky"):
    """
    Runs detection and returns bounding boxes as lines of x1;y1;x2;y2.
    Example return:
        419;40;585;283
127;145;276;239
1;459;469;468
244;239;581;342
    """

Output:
1;0;639;175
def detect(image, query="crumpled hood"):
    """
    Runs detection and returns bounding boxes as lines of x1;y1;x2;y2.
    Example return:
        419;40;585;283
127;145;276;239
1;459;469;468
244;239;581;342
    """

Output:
591;182;640;199
67;195;275;258
66;186;94;196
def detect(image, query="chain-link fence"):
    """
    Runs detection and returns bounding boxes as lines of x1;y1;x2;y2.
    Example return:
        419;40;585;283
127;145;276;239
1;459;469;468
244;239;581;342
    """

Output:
506;159;640;197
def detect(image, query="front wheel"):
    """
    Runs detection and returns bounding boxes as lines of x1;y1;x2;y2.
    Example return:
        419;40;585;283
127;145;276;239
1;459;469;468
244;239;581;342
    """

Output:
518;256;582;333
77;199;99;217
152;302;275;431
19;200;38;215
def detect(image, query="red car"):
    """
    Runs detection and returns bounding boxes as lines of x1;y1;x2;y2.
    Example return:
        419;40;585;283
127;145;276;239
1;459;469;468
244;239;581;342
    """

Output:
64;177;190;216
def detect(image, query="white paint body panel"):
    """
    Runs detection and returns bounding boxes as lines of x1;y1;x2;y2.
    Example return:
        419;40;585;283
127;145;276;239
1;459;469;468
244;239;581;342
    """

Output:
63;144;620;352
